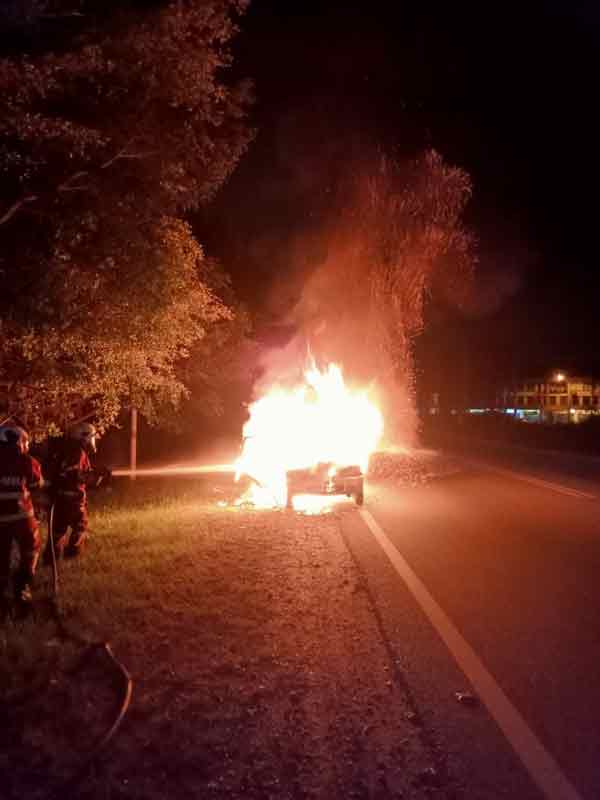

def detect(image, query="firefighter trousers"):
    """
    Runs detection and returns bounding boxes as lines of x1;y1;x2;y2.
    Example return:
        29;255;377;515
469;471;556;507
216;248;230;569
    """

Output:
0;518;41;595
51;498;89;553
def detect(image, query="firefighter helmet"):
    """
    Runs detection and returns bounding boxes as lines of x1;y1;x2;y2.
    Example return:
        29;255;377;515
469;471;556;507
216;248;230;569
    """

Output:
0;424;30;453
69;422;97;454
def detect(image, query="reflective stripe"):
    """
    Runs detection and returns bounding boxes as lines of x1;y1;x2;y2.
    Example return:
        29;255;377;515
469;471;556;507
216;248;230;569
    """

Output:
58;490;81;497
0;510;34;522
0;492;23;499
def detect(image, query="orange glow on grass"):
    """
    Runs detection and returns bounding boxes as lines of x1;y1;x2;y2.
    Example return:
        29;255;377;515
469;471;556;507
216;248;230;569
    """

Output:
234;362;383;509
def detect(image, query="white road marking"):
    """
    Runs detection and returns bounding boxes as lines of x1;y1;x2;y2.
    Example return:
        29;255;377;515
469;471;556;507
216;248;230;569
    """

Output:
464;459;597;500
359;508;584;800
491;468;596;500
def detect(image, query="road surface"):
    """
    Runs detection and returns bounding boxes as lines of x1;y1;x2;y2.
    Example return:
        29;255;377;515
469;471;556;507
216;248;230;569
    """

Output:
339;457;600;799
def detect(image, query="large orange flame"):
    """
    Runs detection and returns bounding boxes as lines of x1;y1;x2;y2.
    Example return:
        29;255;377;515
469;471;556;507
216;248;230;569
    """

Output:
235;363;383;509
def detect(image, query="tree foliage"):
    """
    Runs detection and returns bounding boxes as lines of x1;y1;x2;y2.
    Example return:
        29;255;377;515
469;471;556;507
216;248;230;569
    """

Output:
0;0;254;435
292;149;475;439
164;256;258;431
354;150;474;375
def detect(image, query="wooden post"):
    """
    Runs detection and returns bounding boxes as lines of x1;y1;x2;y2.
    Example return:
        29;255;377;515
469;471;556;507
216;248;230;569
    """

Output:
130;406;137;480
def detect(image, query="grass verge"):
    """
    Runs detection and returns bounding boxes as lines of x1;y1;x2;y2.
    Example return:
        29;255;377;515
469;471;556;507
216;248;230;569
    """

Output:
1;472;448;800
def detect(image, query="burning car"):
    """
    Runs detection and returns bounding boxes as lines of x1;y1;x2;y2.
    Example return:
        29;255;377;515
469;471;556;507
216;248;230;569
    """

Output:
234;362;382;510
286;462;364;508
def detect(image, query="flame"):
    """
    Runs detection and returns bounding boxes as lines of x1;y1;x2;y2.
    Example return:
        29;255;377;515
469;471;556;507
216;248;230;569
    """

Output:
234;363;383;509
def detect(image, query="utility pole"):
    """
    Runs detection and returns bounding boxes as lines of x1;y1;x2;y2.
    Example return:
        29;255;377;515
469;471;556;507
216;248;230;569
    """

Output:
130;406;137;480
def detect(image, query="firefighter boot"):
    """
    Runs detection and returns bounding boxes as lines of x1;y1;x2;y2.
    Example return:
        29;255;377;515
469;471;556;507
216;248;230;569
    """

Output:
13;570;34;613
19;583;33;604
65;533;86;559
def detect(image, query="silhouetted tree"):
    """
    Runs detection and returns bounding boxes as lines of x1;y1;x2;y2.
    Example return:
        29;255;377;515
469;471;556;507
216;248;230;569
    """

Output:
0;0;254;434
291;149;475;441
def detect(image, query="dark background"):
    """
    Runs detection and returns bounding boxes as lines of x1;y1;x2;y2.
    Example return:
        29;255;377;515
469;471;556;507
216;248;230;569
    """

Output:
201;0;600;410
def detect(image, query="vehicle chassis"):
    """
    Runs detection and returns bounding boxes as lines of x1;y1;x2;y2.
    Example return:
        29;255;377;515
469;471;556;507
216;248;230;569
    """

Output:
286;462;364;508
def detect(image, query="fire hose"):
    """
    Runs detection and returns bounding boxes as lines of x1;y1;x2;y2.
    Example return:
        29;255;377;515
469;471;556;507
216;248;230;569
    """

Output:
45;502;133;798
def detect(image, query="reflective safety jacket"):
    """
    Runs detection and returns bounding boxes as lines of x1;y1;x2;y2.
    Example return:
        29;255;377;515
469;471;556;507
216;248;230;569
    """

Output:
0;448;44;524
49;440;92;503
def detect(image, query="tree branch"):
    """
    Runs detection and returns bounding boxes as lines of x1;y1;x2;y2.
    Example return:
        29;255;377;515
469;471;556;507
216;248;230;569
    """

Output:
1;147;156;226
0;195;38;226
58;170;90;192
101;143;158;170
41;12;85;19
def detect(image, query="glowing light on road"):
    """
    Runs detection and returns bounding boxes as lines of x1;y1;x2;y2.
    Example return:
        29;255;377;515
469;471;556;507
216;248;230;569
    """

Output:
234;362;383;508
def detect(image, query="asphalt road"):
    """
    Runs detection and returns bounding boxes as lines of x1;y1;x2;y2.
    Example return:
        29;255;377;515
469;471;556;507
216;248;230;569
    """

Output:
339;460;600;800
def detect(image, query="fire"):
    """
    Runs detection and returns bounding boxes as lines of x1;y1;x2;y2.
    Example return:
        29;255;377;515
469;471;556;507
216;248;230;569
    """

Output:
235;363;383;509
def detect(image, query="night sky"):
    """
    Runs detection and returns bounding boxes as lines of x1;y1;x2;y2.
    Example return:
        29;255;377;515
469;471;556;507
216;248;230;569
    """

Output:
202;0;600;407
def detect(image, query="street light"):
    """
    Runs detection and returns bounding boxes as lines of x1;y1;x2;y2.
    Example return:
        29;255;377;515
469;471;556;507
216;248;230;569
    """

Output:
554;372;569;423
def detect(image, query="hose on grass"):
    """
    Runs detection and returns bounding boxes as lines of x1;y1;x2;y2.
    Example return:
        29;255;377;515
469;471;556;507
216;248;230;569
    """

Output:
45;502;133;797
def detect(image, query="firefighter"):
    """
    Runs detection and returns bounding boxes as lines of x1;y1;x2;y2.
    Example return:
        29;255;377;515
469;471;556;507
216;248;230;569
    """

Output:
0;424;44;609
44;422;106;560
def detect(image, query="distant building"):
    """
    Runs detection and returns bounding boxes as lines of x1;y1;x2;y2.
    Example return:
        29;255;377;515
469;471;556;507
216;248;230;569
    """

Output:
499;373;600;423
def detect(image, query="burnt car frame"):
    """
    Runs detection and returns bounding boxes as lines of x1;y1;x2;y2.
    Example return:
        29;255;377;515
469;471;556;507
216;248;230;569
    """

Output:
286;462;364;508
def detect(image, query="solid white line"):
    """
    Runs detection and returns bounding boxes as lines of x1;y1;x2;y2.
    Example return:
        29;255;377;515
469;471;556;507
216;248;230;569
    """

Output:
464;459;597;500
359;508;584;800
491;467;596;500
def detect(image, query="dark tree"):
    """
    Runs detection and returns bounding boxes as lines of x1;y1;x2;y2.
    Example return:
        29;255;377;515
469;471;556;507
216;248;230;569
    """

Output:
0;0;254;434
